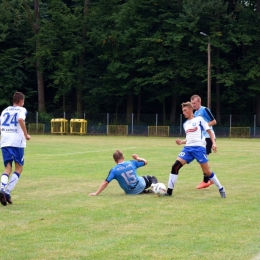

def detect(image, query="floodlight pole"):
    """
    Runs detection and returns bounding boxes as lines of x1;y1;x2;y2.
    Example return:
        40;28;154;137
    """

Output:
200;32;211;109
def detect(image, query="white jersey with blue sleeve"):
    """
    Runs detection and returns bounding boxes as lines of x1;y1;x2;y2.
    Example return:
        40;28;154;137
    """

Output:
183;116;210;147
194;106;215;138
106;160;146;194
0;106;28;148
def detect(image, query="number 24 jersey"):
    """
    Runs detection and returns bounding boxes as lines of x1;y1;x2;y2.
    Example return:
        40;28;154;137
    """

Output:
0;106;28;148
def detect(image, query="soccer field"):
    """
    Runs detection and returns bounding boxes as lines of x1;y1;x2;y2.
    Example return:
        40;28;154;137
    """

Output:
0;135;259;260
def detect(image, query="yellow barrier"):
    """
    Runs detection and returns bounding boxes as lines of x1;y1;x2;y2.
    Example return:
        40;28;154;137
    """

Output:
51;118;68;134
70;119;87;135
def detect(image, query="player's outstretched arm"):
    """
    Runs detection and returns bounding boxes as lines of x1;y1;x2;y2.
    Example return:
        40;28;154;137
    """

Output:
89;180;109;196
132;154;147;165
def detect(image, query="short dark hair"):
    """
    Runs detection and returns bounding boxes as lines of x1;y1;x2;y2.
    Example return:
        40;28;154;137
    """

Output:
13;92;25;104
113;150;124;161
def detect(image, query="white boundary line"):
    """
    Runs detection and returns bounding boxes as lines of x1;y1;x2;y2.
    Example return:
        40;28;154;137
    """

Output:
28;147;137;157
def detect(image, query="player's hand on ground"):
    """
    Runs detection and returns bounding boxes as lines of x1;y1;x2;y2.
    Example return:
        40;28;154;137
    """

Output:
212;144;217;152
176;139;182;145
89;192;97;196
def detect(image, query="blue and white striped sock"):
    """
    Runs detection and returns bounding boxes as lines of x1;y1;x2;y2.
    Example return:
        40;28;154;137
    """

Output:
1;173;9;191
6;172;20;194
209;172;223;190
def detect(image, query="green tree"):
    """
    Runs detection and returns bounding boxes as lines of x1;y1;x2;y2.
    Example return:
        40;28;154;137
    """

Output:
23;0;46;112
0;0;31;107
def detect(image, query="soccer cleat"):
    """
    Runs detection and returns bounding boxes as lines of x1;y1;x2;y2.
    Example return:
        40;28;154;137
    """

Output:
5;193;12;204
219;187;226;198
163;192;172;196
0;189;7;206
196;180;214;189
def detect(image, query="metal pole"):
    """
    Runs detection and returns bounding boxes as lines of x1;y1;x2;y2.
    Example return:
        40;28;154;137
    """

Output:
107;113;109;135
200;32;211;109
229;114;232;138
254;115;256;136
156;113;158;136
36;111;38;133
132;113;134;135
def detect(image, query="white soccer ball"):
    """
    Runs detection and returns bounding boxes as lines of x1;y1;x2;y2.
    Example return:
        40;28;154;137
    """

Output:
152;183;167;196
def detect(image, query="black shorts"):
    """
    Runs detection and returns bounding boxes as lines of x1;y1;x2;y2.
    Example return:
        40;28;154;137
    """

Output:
142;175;158;190
205;138;215;155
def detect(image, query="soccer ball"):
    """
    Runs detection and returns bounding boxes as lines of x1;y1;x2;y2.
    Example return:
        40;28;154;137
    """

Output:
152;183;167;196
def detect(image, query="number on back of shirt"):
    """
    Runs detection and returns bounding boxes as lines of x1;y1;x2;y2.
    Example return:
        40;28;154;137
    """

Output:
2;112;18;126
121;170;137;185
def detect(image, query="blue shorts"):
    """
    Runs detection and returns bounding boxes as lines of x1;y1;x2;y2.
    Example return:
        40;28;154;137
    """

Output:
1;147;25;167
177;146;208;164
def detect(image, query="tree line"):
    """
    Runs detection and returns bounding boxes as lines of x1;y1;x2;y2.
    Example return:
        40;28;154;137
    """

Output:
0;0;260;124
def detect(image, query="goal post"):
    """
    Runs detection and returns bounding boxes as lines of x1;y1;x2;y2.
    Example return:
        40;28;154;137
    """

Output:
28;123;45;134
148;126;169;137
229;127;250;138
107;125;128;136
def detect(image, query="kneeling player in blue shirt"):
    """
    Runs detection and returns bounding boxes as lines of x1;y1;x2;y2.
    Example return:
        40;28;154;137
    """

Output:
89;150;158;196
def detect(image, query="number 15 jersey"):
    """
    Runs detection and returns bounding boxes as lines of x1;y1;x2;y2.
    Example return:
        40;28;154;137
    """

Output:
0;106;28;148
106;160;146;194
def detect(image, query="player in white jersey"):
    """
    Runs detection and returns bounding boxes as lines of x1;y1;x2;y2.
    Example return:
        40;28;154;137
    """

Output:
165;102;226;198
191;94;217;189
0;92;31;206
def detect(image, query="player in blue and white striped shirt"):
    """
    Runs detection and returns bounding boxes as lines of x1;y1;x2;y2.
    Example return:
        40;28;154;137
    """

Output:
191;95;217;189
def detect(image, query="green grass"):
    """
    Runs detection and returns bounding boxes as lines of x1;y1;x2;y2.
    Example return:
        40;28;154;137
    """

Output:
1;135;260;260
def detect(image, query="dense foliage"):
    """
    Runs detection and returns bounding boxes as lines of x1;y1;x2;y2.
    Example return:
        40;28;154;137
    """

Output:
0;0;260;122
